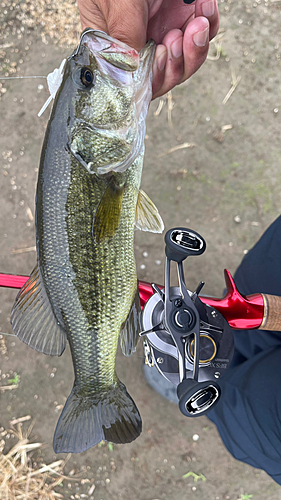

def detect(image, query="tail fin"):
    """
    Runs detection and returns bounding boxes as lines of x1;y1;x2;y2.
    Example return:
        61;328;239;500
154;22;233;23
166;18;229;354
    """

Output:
53;380;142;453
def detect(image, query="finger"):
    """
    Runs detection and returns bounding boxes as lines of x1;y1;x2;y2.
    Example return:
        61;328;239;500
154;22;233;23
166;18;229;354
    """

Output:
152;44;168;96
78;0;108;32
195;0;219;40
152;18;210;99
102;1;148;51
152;29;184;98
180;16;210;84
78;0;148;51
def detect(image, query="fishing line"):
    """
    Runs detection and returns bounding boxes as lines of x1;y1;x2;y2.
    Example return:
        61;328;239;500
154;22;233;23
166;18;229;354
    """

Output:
0;76;47;80
0;57;66;117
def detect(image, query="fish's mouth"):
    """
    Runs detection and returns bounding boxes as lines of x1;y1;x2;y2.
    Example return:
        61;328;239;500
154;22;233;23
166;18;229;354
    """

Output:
72;29;140;72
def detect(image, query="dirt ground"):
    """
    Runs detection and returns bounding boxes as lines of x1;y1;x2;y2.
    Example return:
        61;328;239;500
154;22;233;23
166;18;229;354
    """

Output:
0;0;281;499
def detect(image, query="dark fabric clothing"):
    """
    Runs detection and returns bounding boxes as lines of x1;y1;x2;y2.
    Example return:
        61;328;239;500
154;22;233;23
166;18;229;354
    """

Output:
208;215;281;485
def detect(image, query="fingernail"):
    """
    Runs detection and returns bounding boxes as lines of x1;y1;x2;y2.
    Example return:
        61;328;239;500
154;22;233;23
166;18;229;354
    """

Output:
202;0;215;17
171;37;183;59
193;27;209;47
157;49;167;71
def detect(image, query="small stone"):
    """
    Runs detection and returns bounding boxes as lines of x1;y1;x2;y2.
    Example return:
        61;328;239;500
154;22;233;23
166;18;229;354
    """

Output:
234;215;241;223
88;484;95;495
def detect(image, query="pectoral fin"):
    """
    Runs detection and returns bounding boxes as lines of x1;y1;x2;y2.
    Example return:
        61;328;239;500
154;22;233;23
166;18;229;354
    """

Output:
120;289;141;356
93;179;125;243
10;264;66;356
135;189;164;233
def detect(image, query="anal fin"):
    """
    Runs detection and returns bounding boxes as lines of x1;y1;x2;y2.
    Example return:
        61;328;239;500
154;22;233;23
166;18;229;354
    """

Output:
120;288;141;356
10;263;67;356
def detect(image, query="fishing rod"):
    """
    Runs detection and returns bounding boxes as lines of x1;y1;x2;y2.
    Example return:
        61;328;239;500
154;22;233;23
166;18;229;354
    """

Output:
1;226;281;417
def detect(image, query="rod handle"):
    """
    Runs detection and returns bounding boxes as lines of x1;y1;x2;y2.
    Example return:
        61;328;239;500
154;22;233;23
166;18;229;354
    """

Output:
259;294;281;331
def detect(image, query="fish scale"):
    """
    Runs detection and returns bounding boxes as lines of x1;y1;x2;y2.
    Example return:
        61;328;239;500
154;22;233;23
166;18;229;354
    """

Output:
11;30;163;453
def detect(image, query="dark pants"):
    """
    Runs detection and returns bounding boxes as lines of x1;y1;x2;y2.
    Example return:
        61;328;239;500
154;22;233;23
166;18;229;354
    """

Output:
208;215;281;485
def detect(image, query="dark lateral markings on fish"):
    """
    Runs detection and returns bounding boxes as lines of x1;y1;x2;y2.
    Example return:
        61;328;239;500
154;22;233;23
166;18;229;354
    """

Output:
10;29;164;454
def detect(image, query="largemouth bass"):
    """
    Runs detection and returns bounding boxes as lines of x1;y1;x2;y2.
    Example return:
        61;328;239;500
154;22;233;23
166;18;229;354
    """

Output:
10;30;163;454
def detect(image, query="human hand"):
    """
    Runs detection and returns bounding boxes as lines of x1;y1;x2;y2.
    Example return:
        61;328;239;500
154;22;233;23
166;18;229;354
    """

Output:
78;0;219;99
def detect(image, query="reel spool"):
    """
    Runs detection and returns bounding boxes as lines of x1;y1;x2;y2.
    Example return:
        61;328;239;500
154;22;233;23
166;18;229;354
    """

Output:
141;228;235;417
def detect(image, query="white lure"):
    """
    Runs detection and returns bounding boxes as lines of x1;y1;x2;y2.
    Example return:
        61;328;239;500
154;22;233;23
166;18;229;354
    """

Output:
37;58;66;117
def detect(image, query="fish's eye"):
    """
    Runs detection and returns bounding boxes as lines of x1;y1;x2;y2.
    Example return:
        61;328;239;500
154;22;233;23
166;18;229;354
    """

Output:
80;67;94;87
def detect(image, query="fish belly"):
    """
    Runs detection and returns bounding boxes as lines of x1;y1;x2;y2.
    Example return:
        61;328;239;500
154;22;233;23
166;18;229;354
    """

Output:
39;151;143;453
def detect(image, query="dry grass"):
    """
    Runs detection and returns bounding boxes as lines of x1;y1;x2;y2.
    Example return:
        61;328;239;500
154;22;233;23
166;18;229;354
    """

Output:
222;66;241;105
158;142;195;158
207;30;227;61
0;420;71;499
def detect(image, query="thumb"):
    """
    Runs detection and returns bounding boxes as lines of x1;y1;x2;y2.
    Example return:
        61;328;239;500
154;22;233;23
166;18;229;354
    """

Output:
78;0;108;33
78;0;148;51
106;1;148;51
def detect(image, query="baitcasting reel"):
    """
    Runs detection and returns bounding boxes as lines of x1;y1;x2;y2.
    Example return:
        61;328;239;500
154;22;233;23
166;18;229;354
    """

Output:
0;228;280;418
140;228;234;417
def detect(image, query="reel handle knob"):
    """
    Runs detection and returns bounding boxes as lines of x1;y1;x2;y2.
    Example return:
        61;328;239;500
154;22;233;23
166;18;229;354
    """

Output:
165;228;206;263
177;378;221;417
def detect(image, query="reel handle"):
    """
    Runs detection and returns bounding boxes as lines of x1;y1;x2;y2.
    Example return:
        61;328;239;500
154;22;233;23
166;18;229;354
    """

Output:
165;228;206;263
177;378;221;417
